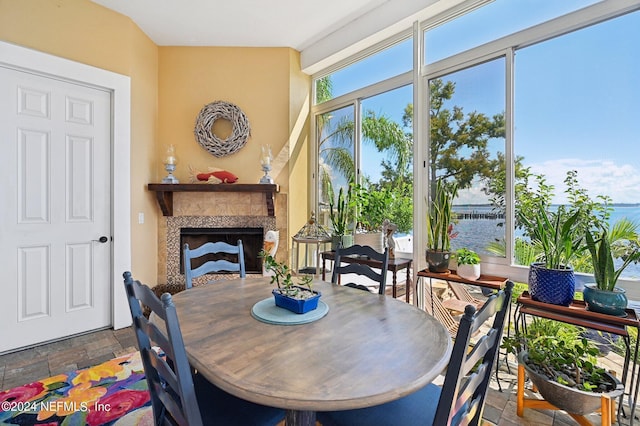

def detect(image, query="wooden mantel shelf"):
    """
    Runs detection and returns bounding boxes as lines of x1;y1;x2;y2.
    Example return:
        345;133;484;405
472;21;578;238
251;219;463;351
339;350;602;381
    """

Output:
147;183;280;217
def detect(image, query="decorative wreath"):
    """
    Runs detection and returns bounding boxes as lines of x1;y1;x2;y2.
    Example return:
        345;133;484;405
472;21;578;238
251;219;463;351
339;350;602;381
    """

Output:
194;100;251;157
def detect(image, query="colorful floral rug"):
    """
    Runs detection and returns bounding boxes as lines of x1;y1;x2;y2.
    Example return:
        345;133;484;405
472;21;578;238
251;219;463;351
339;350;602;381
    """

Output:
0;352;153;425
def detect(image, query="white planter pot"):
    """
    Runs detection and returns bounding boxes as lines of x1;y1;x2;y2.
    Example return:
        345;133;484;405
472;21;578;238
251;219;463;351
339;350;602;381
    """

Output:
457;264;481;281
353;232;384;253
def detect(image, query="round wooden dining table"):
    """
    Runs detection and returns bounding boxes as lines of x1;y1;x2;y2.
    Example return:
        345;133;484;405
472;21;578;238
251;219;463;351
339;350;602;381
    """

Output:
171;277;452;426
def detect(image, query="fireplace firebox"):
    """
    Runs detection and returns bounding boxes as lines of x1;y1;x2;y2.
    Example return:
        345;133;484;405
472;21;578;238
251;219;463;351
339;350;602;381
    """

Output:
180;227;263;274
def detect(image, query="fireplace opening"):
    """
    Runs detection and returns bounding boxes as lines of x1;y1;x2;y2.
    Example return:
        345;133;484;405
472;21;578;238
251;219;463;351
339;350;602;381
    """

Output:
180;227;263;274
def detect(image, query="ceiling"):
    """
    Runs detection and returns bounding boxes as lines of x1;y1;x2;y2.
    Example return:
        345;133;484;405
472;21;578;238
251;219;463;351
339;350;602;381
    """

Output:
91;0;393;50
90;0;464;74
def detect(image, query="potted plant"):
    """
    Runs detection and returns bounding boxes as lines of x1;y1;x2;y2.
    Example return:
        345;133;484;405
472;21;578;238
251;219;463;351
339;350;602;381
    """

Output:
352;184;392;252
426;180;457;273
455;248;481;281
502;319;623;416
329;185;354;251
260;251;318;314
582;225;640;316
519;203;584;306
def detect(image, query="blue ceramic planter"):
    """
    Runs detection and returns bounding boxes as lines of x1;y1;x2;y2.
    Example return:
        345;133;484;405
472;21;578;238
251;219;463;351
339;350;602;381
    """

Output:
528;262;575;306
273;288;321;314
582;284;628;316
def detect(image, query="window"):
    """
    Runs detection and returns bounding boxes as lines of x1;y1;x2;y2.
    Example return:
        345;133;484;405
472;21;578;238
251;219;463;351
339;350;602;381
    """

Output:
514;11;640;279
428;58;506;257
317;105;355;228
314;38;412;104
424;0;598;64
313;0;640;287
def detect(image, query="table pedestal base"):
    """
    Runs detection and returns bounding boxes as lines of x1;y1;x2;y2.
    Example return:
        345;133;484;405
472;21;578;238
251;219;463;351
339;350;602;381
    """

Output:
285;409;316;426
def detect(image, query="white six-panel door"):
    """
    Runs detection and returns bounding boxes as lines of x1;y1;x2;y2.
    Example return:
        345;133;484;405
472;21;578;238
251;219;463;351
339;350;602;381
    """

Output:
0;65;112;353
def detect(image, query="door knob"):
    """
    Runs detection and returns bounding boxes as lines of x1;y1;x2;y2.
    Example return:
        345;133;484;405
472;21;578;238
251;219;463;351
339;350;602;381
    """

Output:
93;236;109;243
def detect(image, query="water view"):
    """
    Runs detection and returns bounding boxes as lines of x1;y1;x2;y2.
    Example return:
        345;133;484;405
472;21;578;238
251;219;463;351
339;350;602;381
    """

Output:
449;205;640;279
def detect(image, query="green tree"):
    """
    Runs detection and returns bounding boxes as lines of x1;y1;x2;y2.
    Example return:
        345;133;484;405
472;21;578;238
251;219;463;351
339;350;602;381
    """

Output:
428;79;505;196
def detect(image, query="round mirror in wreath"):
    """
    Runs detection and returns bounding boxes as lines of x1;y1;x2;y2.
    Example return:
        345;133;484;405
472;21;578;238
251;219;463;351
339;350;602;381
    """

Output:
194;100;251;157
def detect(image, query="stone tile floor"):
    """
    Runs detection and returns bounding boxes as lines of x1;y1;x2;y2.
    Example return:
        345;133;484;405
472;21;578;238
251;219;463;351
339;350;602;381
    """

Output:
2;326;638;425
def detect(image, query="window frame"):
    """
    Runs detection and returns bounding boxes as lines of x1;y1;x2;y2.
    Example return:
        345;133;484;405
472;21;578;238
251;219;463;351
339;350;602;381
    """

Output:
311;0;640;292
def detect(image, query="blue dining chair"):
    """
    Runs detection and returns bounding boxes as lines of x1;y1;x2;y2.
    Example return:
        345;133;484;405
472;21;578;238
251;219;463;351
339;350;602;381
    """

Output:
123;271;284;426
330;244;389;295
318;280;514;426
184;240;246;288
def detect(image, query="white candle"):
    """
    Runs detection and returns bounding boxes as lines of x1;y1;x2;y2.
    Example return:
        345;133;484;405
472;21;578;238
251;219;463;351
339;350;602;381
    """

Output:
261;145;272;166
165;145;177;165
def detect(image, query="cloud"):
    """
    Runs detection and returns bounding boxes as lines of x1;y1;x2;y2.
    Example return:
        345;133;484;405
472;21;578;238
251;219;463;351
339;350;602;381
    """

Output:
528;159;640;204
456;184;490;205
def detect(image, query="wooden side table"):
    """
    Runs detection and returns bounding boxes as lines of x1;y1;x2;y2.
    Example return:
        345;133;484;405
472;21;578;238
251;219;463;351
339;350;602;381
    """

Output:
320;251;413;303
415;269;508;310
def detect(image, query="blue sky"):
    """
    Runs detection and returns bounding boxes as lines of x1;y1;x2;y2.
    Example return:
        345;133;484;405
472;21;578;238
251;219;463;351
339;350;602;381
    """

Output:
324;1;639;205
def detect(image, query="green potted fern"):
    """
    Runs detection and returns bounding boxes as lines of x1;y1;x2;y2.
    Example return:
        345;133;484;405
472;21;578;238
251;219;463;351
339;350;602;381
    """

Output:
425;180;457;273
583;225;640;316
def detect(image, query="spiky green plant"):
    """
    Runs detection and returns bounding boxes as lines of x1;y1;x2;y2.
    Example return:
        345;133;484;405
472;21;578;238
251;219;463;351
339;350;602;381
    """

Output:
585;225;640;291
426;180;457;252
328;185;352;237
518;203;584;269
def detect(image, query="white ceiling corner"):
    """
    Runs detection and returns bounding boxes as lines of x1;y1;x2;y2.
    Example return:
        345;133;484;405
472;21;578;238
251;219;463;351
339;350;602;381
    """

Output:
90;0;462;74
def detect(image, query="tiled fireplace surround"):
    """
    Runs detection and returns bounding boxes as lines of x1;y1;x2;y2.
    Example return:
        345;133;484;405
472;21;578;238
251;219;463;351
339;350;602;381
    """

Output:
158;191;287;287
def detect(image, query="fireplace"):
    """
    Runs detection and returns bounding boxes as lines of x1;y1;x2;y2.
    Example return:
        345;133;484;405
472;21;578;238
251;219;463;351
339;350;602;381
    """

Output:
165;215;277;286
180;227;263;274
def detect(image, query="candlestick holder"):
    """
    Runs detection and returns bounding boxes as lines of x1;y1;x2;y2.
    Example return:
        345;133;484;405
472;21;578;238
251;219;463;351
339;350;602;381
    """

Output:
162;163;179;184
162;144;179;184
260;163;274;184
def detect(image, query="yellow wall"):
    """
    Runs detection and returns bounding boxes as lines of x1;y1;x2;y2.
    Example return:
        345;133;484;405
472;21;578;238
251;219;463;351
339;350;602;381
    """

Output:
158;47;292;188
0;0;160;285
1;0;311;284
158;47;311;249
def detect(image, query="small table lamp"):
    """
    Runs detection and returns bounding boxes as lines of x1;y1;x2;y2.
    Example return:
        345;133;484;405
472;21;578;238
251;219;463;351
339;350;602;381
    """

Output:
162;144;179;184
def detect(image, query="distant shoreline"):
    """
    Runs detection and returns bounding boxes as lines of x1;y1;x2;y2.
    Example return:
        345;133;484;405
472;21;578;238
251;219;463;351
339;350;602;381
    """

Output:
453;203;640;208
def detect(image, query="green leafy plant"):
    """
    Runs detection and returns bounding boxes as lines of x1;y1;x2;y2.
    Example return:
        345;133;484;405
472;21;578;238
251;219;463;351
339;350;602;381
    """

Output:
352;183;393;232
518;203;584;269
585;225;640;291
455;248;480;265
260;251;313;298
426;180;457;252
329;185;352;237
502;319;610;392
